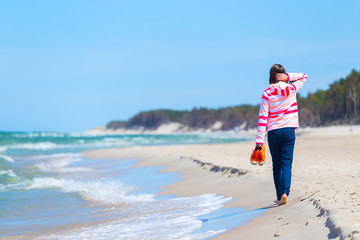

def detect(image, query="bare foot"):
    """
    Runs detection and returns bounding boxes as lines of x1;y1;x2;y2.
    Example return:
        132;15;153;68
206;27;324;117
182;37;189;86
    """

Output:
278;194;287;206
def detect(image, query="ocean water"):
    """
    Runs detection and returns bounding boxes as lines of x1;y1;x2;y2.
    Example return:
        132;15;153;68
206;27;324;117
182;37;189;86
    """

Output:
0;132;264;239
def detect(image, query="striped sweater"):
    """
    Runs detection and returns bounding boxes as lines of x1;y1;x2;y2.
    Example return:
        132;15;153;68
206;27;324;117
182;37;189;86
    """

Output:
255;73;308;144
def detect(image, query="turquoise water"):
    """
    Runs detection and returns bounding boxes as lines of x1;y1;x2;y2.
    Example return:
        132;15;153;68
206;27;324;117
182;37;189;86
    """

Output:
0;132;263;239
0;131;248;156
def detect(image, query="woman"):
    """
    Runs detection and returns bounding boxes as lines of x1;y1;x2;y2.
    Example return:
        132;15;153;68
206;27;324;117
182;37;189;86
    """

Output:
255;64;308;206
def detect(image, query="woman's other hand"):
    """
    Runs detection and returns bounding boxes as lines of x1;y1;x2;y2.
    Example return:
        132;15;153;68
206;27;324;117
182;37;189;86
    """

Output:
255;143;263;151
276;73;288;82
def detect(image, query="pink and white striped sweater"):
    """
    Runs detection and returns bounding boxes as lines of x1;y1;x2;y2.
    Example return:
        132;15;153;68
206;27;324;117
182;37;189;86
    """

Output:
255;73;308;144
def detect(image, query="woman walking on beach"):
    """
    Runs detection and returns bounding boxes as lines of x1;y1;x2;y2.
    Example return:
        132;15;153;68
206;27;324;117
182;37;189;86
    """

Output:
255;64;308;205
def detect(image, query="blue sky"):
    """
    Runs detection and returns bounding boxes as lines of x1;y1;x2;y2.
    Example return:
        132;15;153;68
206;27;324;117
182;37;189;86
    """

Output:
0;0;359;132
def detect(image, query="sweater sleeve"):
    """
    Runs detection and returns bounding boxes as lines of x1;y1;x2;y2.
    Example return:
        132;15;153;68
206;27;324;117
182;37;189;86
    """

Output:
255;90;269;144
287;73;308;93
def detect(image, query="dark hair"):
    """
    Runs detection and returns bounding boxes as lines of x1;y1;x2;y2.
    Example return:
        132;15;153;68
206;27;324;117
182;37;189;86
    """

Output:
269;64;286;85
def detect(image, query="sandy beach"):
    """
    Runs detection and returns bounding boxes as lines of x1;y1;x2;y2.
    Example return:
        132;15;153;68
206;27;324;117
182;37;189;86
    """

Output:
83;126;360;240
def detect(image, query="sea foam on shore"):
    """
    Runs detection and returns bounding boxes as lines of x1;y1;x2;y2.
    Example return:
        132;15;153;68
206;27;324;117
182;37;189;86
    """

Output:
0;131;258;239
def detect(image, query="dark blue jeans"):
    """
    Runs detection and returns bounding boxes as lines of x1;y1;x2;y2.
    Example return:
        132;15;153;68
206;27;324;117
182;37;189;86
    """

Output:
268;127;296;201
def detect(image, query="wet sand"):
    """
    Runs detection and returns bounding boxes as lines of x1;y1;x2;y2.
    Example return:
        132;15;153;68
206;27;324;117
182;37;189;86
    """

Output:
83;126;360;239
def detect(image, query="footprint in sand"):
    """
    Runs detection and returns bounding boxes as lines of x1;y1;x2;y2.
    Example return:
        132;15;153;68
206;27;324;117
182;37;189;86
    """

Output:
274;229;286;237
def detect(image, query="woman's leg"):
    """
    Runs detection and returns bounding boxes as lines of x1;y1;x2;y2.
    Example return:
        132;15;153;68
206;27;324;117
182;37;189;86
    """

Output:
268;130;282;201
280;128;296;197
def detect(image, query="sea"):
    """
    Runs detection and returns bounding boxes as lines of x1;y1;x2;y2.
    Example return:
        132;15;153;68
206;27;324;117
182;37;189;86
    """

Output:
0;131;265;239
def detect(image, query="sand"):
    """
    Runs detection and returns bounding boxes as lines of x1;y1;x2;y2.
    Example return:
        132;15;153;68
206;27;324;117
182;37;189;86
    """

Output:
83;126;360;240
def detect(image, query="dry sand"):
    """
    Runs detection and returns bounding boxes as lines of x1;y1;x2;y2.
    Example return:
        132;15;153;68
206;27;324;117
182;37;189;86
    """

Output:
83;126;360;240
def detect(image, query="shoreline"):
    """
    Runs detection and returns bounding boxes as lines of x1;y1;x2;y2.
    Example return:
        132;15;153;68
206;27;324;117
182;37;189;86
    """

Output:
83;126;360;239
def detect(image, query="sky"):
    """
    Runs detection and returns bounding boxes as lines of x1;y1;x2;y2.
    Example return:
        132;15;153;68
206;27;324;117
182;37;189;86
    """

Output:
0;0;359;132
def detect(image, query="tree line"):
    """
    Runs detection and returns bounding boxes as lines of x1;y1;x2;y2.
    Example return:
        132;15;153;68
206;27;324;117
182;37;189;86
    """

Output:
298;69;359;126
107;69;360;131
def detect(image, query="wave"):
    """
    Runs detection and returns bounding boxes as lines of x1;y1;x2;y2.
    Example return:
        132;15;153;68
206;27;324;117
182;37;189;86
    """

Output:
0;174;152;204
9;142;64;150
0;142;72;155
26;177;154;204
28;153;81;160
0;169;17;178
0;132;249;157
0;146;8;153
0;154;15;163
37;193;230;240
88;138;136;148
10;132;67;138
0;170;32;191
34;153;93;173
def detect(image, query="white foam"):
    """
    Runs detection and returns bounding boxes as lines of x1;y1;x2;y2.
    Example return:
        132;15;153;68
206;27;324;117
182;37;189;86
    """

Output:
36;163;93;173
12;132;66;138
0;154;15;163
34;153;93;173
0;169;17;177
0;182;30;191
68;132;123;137
0;146;8;152
2;133;248;156
38;193;230;240
91;138;134;147
27;177;154;204
28;153;80;159
8;142;61;151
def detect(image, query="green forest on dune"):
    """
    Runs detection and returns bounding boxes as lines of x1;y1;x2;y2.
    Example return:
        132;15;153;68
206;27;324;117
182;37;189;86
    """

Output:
107;69;360;131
